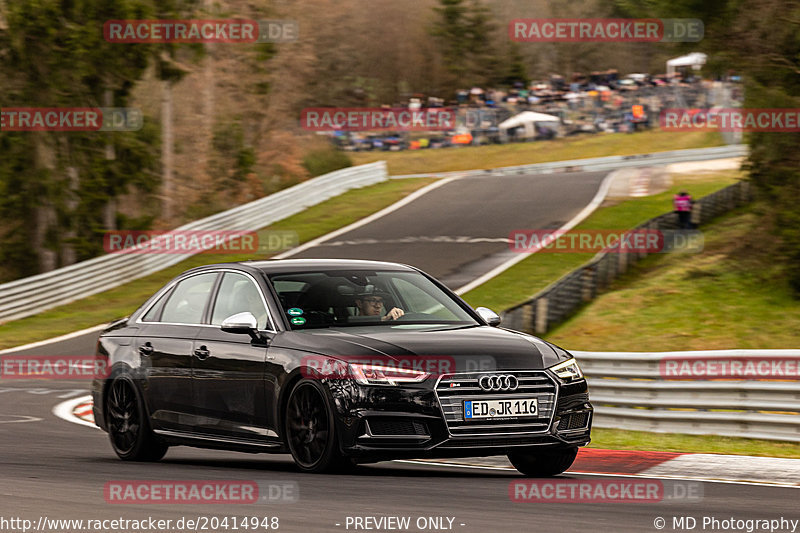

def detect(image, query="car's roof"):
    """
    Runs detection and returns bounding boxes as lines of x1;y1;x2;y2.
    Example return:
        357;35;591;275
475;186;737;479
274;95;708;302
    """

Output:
189;258;418;275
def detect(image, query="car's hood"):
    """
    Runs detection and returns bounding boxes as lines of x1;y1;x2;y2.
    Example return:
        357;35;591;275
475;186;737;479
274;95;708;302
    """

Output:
273;325;570;371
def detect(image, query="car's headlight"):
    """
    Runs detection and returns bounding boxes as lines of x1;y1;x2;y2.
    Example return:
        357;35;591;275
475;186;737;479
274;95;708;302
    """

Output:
348;363;429;386
549;358;584;382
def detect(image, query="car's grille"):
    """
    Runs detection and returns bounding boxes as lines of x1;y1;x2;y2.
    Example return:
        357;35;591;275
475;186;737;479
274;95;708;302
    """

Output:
368;418;429;437
557;411;589;431
435;371;556;437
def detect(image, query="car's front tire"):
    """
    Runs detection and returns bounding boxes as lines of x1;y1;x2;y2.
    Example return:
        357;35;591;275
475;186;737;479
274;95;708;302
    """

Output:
106;377;168;462
508;447;578;477
284;379;353;474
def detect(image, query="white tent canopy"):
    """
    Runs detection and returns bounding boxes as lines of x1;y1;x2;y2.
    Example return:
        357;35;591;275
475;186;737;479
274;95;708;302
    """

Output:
498;111;561;139
666;52;707;77
499;111;560;129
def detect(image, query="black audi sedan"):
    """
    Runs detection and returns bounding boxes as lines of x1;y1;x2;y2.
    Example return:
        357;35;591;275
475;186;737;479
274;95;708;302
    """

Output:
92;259;592;475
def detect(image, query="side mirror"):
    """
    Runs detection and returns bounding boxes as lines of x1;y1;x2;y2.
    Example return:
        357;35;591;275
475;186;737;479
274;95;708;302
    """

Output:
221;312;260;340
476;307;501;327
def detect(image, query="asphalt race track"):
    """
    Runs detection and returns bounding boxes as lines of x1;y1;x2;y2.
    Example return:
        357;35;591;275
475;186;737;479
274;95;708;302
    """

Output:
1;381;799;533
289;171;608;289
3;171;797;532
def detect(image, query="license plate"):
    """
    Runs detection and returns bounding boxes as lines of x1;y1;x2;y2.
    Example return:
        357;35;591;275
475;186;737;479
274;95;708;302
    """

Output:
464;398;538;420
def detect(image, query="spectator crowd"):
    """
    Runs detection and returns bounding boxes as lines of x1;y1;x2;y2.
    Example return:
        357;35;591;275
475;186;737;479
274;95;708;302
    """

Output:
329;69;742;152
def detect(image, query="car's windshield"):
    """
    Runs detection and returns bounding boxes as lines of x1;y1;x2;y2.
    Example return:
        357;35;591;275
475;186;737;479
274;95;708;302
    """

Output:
267;269;478;330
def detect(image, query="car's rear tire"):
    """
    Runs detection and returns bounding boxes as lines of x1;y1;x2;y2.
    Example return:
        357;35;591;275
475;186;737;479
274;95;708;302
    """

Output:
508;447;578;477
106;377;168;462
284;379;353;474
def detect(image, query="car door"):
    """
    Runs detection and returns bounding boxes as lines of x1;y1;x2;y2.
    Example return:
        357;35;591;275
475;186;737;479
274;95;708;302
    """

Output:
136;271;219;432
191;271;279;441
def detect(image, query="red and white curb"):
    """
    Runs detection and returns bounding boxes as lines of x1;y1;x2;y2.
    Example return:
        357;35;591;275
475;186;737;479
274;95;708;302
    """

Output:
53;394;98;429
73;398;95;425
629;167;652;197
405;448;800;488
54;396;800;487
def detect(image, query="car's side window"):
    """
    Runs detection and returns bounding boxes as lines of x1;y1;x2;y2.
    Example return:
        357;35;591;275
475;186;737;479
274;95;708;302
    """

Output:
141;288;172;322
392;278;450;318
211;272;271;330
159;272;219;325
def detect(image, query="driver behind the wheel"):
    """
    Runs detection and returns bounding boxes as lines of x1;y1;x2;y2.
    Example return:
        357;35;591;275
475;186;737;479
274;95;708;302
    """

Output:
354;286;404;321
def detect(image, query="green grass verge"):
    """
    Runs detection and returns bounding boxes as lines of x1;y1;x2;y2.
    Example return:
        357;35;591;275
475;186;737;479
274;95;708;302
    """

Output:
527;181;800;457
0;178;435;350
546;207;800;351
461;170;742;312
589;428;800;458
351;130;724;176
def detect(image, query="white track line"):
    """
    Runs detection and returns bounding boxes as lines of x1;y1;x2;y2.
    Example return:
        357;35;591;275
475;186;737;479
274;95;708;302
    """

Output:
273;177;459;259
0;324;108;355
454;171;615;295
52;394;100;430
394;460;800;489
0;415;43;424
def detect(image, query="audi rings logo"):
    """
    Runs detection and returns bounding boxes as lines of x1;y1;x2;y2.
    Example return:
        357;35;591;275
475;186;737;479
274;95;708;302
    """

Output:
478;374;519;392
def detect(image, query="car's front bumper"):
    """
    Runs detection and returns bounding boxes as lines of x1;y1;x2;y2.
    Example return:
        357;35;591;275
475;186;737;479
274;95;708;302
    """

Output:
326;370;592;461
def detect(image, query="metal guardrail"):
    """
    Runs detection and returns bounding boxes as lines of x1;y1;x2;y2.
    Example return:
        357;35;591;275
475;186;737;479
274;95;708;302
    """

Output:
501;180;753;335
392;145;747;179
0;162;388;324
573;350;800;442
0;144;747;326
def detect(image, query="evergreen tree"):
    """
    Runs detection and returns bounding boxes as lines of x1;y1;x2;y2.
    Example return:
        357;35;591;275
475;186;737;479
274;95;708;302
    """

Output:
430;0;498;93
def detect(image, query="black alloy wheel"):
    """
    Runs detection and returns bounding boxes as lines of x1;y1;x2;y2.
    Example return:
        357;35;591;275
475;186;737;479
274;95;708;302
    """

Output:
285;380;351;473
107;377;167;461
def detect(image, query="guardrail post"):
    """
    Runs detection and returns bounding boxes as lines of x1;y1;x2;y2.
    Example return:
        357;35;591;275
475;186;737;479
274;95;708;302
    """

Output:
618;251;628;274
740;181;751;204
581;268;595;302
691;202;702;227
522;303;534;333
605;253;616;286
637;224;649;260
535;298;548;334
